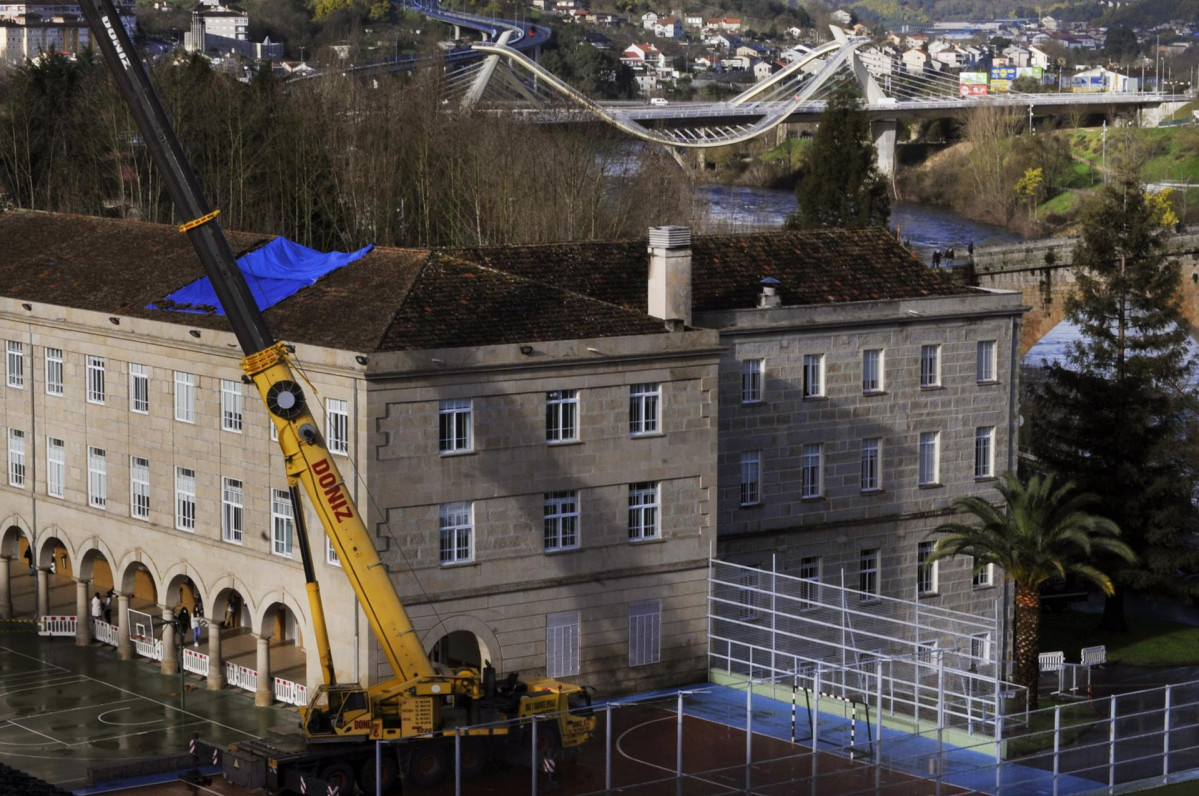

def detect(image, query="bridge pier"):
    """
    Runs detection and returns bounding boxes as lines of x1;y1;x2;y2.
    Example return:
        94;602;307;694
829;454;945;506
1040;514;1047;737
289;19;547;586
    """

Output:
872;119;897;178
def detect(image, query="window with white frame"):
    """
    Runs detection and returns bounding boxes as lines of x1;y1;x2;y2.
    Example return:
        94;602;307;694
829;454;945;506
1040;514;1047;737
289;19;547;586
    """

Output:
44;348;63;397
47;437;64;498
6;341;23;389
222;477;243;544
970;632;993;663
801;443;823;498
272;488;294;557
977;340;997;383
917;640;943;666
917;541;938;596
87;447;106;509
543;490;579;551
7;429;25;488
920;344;941;388
628;600;661;667
859;549;879;601
175;467;196;532
326;398;349;455
439;501;473;564
545;390;578;443
918;431;940;486
741;359;763;403
862;349;884;393
740;451;761;506
130;456;150;520
174;372;195;423
975;426;995;479
327;537;341;566
628;383;660;436
799;556;821;608
628;482;659;541
129;363;149;414
861;438;881;491
973;558;994;588
270;421;278;442
221;379;243;433
86;355;105;404
546;610;580;678
438;398;472;453
802;354;825;398
738;569;760;620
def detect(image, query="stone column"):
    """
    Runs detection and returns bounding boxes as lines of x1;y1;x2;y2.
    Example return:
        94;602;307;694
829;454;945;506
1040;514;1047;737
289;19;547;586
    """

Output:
117;593;132;660
0;556;14;618
254;634;273;707
35;568;48;618
74;579;90;646
206;624;224;690
160;607;177;676
872;118;898;178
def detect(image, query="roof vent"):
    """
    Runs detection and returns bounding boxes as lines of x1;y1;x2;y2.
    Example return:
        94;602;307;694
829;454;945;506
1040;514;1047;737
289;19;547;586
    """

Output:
759;277;781;309
648;225;691;250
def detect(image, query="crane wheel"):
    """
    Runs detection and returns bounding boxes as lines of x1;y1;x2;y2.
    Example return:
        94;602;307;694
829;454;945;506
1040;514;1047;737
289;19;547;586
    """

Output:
458;737;490;779
321;762;356;793
360;755;399;793
408;744;449;787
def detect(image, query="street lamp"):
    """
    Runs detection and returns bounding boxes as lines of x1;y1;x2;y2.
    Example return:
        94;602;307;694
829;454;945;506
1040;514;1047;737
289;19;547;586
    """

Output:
1028;104;1034;136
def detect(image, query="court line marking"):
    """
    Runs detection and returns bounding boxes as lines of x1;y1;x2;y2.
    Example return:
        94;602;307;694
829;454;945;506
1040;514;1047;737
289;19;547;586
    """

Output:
6;719;65;747
67;719;214;748
0;675;92;696
97;706;164;726
0;696;141;722
0;646;71;672
615;714;741;794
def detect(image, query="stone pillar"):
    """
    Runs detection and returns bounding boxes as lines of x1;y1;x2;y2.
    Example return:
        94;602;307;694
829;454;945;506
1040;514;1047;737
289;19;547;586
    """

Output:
117;593;132;660
160;607;177;675
254;634;273;707
872;118;898;178
207;624;225;690
0;556;13;618
74;579;90;646
35;568;48;618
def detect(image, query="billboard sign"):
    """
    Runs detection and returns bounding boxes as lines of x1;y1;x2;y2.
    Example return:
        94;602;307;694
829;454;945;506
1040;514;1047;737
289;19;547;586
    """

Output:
959;71;987;85
959;83;989;97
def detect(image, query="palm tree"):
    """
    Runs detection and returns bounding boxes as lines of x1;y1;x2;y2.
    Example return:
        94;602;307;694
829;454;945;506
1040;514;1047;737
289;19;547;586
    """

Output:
927;472;1135;710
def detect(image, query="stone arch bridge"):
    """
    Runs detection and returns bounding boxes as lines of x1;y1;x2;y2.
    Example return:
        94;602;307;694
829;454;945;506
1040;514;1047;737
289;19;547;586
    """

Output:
967;231;1199;356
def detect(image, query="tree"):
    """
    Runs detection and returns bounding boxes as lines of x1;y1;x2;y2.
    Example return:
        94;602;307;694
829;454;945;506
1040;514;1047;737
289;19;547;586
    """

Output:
1014;167;1044;220
1103;26;1139;62
1028;162;1199;632
786;83;890;230
928;472;1134;710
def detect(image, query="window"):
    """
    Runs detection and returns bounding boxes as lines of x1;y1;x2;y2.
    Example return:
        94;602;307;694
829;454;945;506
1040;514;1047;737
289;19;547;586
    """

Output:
918;431;940;486
7;429;25;488
44;348;63;397
543;490;579;551
272;489;294;557
546;611;580;678
6;341;23;388
740;451;761;506
87;447;106;509
174;372;195;423
741;359;763;403
801;443;822;498
86;355;105;404
222;477;244;544
970;632;993;663
326;537;341;567
859;549;879;601
130;457;149;520
628;600;661;667
47;437;64;498
918;640;943;667
175;467;196;532
802;354;824;398
628;482;659;541
920;345;940;388
270;421;278;442
975;426;995;479
799;556;821;608
438;398;472;453
861;438;881;491
973;558;994;588
546;390;578;443
977;340;997;382
326;398;349;455
738;569;760;620
221;379;243;432
439;501;473;564
129;363;149;414
862;349;884;393
917;541;938;595
629;383;660;436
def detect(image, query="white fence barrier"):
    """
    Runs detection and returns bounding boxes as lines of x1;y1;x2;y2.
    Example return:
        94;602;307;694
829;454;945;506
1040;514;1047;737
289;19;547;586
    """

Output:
182;647;210;677
274;677;307;707
133;634;164;661
37;615;76;637
93;619;119;647
225;661;258;693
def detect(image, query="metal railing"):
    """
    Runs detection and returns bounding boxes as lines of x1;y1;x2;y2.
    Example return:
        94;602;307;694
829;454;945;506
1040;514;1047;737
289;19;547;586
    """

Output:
37;615;76;637
274;677;307;707
182;647;210;677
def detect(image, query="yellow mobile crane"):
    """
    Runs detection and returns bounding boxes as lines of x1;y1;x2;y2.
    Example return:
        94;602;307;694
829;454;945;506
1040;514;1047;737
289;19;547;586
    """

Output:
77;1;594;790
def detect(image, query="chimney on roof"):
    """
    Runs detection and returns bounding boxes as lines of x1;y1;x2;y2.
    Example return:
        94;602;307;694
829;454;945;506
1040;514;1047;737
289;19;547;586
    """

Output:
758;277;781;308
647;226;692;331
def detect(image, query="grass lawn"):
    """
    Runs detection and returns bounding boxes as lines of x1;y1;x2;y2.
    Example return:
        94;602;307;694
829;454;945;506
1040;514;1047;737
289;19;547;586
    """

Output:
1005;697;1102;757
1039;608;1199;667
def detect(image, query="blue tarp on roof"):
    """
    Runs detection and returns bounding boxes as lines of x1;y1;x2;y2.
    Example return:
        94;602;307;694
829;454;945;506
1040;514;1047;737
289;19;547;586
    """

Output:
152;237;374;315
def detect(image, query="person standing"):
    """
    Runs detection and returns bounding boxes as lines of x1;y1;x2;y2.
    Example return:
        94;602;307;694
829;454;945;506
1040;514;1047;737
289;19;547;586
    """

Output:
192;597;203;647
90;592;102;640
176;603;191;650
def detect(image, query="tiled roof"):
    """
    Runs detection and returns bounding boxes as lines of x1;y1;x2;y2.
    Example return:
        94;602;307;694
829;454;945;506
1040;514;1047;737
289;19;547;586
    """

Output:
0;212;972;354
